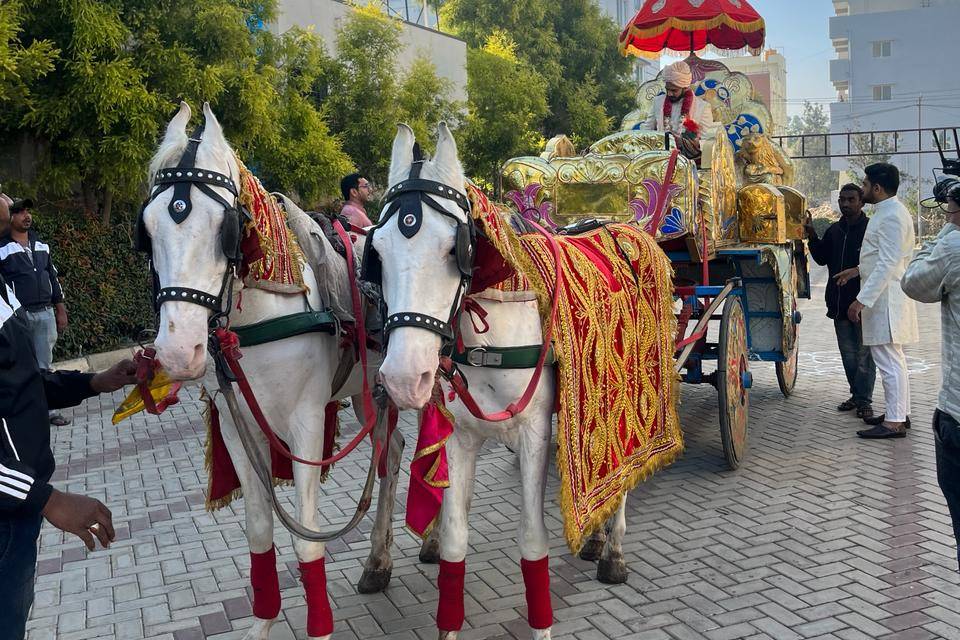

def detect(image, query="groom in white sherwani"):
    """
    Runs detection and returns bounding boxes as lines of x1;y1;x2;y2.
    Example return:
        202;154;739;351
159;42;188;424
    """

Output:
841;163;919;438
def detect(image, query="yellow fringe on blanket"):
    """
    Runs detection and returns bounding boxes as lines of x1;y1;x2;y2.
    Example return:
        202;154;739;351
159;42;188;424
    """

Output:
467;185;684;553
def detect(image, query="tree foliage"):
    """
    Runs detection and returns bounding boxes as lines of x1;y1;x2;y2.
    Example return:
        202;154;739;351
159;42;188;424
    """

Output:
785;102;838;205
319;6;460;187
441;0;632;146
3;0;352;221
459;33;547;190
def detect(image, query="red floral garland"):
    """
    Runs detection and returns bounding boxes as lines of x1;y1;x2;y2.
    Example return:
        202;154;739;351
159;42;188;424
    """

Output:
663;90;699;137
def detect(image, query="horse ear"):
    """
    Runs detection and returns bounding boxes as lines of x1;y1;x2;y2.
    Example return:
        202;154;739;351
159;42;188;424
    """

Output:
201;102;228;150
433;122;464;186
163;101;191;145
388;124;416;188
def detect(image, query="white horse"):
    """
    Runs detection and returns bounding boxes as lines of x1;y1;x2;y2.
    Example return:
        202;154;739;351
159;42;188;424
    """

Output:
372;123;563;639
144;102;405;640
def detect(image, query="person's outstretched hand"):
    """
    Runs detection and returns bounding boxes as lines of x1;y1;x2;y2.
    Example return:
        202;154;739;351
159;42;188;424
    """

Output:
91;359;138;393
42;489;115;551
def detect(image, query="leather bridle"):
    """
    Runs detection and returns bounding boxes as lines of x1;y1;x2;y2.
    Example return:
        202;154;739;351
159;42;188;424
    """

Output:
136;122;247;324
360;144;475;346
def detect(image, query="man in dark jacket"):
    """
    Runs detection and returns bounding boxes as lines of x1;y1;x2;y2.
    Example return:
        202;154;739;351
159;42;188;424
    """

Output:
0;270;137;639
0;199;72;426
805;183;876;418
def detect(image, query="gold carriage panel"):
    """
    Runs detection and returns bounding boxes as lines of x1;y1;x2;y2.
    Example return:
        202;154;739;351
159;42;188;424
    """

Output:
778;186;807;241
555;182;632;222
501;152;700;240
738;184;785;244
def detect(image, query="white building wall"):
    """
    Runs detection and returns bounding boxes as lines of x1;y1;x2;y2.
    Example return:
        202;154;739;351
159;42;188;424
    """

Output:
828;0;960;185
273;0;467;101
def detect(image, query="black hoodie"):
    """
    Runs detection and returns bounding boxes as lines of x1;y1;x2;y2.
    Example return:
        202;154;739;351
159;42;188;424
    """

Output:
807;213;870;320
0;275;95;515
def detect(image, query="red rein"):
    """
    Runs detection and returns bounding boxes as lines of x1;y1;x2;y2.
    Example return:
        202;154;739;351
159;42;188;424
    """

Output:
439;218;564;423
213;219;382;470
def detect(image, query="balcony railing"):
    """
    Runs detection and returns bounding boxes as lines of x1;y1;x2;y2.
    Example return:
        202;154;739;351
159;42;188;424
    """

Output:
382;0;442;30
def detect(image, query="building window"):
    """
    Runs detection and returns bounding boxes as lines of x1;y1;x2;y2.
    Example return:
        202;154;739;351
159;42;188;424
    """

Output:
872;40;892;57
873;84;893;101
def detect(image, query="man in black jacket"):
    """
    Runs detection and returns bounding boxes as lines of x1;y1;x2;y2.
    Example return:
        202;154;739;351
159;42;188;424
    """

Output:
0;199;73;426
805;183;876;419
0;271;137;639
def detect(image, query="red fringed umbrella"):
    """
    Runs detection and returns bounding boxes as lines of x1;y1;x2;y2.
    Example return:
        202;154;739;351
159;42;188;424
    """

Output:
619;0;766;59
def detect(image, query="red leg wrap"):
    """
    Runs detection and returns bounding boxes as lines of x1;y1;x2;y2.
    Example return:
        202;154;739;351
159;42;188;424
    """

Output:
436;559;466;632
521;556;553;629
300;557;334;637
250;547;281;620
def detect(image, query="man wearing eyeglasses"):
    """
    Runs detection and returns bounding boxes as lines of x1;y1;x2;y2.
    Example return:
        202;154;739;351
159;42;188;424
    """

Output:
339;173;374;228
902;179;960;569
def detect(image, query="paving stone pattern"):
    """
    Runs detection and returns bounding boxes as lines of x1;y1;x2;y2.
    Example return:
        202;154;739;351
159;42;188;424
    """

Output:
26;265;960;639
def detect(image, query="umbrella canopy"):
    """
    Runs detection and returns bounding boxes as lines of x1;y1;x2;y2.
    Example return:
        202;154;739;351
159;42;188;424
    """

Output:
619;0;765;59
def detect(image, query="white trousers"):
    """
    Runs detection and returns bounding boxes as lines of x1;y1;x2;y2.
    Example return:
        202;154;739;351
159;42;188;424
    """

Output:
870;343;911;422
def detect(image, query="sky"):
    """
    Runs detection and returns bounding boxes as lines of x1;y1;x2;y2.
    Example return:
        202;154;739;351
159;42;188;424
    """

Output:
659;0;838;119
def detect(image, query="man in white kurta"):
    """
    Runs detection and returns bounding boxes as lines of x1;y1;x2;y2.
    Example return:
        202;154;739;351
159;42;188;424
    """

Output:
845;163;919;438
642;61;716;161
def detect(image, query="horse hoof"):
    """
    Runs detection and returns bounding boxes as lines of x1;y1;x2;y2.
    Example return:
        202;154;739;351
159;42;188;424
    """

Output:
419;538;441;564
240;617;277;640
578;538;605;562
597;558;628;584
357;567;393;594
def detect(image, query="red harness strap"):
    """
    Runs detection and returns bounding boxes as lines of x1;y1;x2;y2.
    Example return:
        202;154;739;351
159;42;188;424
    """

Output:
133;348;181;414
438;219;563;423
211;219;382;469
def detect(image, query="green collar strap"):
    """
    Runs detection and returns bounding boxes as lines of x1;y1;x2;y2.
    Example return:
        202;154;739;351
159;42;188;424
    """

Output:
451;344;556;369
231;310;337;347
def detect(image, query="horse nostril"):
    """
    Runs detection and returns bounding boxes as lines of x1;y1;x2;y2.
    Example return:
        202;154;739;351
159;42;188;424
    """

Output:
415;371;433;397
192;343;205;364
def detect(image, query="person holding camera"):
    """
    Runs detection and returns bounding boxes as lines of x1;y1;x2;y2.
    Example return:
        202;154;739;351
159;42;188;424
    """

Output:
902;179;960;568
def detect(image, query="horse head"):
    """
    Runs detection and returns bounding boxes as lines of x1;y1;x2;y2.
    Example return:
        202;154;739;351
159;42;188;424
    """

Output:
142;102;242;380
371;123;471;409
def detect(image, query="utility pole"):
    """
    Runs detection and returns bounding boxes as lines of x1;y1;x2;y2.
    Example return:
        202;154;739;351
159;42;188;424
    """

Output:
917;94;923;239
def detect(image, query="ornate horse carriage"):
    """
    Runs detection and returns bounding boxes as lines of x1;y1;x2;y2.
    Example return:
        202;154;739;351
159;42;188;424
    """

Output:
500;54;810;469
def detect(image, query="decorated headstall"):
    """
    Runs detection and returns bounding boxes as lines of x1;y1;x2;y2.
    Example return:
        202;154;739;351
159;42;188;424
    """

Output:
135;122;248;317
360;143;475;344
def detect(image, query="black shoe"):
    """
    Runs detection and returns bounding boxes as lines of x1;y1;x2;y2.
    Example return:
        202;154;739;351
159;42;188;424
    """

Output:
858;424;907;439
863;414;911;429
837;399;857;412
857;406;875;420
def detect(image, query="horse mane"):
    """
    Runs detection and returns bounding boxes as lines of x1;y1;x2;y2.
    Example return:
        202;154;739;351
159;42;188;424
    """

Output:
275;193;355;320
147;136;188;189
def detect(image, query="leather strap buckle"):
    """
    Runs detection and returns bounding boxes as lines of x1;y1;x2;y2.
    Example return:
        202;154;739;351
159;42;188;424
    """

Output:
466;347;502;367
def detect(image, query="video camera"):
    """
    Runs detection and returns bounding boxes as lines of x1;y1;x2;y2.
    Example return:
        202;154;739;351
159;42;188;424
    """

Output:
922;129;960;208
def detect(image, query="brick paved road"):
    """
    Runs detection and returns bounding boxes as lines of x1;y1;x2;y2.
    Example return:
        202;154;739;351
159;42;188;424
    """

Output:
26;264;960;640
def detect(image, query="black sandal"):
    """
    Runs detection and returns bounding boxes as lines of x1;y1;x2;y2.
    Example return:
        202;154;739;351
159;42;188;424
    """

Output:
837;399;857;412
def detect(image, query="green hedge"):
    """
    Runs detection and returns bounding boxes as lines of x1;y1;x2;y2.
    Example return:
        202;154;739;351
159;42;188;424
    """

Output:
34;211;155;361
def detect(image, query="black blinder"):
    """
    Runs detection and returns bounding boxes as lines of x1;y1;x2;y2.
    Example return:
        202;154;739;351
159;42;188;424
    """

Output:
454;222;474;278
360;231;382;286
220;207;243;264
134;201;152;255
